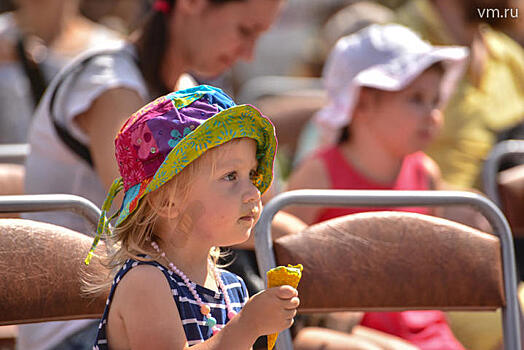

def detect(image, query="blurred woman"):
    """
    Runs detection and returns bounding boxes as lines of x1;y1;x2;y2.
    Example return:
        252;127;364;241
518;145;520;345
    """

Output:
19;0;284;349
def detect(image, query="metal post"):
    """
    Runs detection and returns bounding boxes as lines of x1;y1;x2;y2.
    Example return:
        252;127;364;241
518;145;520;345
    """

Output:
483;140;524;206
0;194;101;228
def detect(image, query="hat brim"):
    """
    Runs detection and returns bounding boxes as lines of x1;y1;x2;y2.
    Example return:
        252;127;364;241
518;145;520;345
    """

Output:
356;46;469;91
115;104;277;226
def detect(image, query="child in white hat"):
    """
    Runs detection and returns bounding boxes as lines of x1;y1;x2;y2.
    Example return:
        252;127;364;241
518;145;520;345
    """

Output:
287;24;468;349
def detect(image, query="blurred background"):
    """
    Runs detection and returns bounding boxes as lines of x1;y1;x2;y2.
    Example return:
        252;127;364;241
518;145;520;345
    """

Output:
0;1;522;349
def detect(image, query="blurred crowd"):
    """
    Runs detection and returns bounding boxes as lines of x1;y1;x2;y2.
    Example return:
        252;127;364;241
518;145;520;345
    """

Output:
0;0;523;349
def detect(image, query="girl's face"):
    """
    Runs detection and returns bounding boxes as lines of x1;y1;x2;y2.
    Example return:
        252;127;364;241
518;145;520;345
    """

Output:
175;138;262;247
177;0;283;77
359;68;444;157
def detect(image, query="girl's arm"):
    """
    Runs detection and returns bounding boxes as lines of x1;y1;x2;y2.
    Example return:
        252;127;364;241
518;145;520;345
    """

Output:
284;156;331;225
74;87;145;189
111;265;299;350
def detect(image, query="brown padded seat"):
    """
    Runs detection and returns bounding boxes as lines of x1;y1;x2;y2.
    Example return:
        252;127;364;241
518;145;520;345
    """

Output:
0;219;108;325
498;164;524;237
273;211;504;313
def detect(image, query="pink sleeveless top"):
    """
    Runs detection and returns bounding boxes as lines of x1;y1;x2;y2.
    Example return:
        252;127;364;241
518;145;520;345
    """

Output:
315;147;431;223
313;146;464;350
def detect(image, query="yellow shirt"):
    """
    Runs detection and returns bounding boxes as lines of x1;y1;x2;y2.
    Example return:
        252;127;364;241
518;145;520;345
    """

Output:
397;0;524;189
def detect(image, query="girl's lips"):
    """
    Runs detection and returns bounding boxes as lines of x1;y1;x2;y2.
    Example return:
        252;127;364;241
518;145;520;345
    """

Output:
239;207;260;222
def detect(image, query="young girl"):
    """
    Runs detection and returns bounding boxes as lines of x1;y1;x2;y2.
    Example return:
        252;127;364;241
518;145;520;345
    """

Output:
85;85;300;349
287;24;468;349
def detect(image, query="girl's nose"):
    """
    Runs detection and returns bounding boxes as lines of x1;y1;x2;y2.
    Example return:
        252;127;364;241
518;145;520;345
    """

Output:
243;181;261;203
429;108;443;127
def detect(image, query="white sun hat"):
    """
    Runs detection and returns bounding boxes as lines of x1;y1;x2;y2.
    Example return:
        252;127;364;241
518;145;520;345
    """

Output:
315;23;469;141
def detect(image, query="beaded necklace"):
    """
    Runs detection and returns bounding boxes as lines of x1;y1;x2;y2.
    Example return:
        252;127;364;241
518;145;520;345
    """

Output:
150;241;237;335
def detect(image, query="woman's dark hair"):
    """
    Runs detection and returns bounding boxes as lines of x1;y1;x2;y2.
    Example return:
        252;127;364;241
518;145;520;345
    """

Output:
135;0;246;97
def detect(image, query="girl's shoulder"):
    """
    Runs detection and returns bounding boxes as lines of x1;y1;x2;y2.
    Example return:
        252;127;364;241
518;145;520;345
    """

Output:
100;258;189;350
116;260;248;297
118;256;161;271
405;152;441;190
287;147;332;191
113;258;168;286
405;151;435;166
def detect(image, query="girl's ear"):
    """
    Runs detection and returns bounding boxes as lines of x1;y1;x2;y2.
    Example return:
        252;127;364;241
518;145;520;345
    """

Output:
352;89;373;122
176;0;208;15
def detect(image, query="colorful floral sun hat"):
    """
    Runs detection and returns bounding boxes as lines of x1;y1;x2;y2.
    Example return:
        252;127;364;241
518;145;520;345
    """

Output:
85;85;277;264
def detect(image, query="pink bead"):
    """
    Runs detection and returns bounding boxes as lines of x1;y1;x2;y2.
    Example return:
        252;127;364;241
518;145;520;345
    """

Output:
227;310;237;319
212;326;220;335
200;304;211;315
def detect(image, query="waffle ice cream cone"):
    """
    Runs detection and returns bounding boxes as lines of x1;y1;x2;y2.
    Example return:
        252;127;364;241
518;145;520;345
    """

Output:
266;264;303;350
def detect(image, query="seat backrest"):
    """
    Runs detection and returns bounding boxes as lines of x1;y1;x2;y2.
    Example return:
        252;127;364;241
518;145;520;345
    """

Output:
0;219;108;325
255;189;520;350
273;211;504;313
498;164;524;237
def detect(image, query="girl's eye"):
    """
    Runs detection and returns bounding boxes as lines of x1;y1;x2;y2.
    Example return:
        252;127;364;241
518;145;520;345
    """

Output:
250;169;260;183
409;93;424;104
224;172;238;181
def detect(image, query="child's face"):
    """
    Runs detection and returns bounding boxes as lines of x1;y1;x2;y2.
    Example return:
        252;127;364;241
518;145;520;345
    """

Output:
361;68;443;157
175;138;262;247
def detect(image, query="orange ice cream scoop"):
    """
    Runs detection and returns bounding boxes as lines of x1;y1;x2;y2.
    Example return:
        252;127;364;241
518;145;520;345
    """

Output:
266;264;303;350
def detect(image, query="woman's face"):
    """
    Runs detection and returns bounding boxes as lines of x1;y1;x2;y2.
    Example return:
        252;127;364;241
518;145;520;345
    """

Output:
15;0;71;42
178;0;283;77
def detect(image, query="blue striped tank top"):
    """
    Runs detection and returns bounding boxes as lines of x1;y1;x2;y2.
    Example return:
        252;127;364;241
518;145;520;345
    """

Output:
94;258;249;349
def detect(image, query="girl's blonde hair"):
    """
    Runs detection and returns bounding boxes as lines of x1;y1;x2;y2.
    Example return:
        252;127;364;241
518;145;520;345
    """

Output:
84;139;244;295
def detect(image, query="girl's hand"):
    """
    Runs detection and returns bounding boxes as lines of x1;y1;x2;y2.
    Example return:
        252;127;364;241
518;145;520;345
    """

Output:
240;285;300;336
